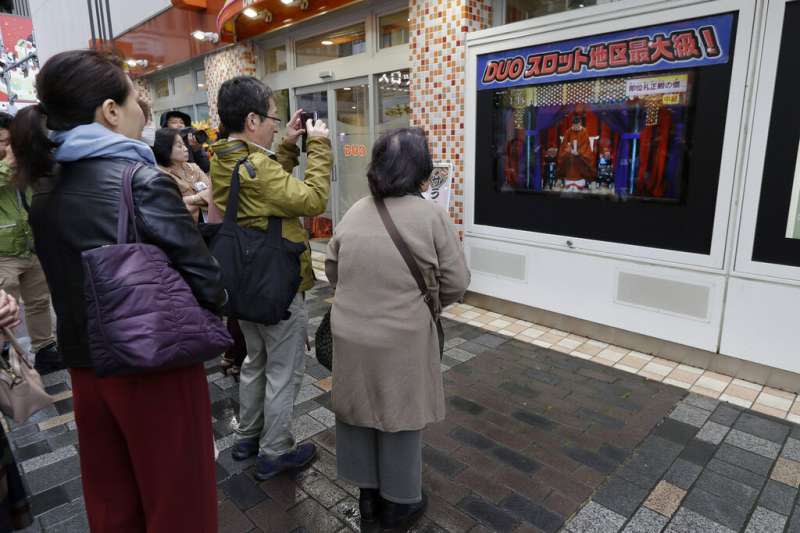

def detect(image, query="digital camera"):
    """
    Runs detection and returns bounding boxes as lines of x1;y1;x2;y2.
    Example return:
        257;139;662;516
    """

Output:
180;127;209;146
299;111;318;153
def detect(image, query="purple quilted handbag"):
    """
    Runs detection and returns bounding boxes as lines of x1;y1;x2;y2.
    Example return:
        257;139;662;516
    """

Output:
81;163;233;377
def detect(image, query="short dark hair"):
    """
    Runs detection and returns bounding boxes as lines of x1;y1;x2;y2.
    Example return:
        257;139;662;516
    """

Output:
153;127;181;167
217;76;273;134
0;112;12;131
367;128;433;199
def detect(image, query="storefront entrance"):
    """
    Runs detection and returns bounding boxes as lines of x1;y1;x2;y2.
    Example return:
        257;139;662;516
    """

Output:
296;79;372;241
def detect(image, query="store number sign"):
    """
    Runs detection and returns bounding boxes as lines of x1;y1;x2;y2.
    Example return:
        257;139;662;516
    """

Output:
423;162;453;211
342;144;367;157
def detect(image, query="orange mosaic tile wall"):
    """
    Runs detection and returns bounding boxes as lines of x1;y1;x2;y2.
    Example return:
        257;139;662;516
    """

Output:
133;78;153;108
409;0;493;235
203;42;258;128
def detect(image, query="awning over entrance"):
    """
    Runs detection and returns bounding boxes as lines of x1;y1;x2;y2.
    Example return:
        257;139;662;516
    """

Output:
113;0;363;75
112;2;227;76
215;0;362;43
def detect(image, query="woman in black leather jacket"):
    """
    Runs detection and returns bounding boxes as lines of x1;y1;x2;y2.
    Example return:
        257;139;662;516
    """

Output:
11;50;223;533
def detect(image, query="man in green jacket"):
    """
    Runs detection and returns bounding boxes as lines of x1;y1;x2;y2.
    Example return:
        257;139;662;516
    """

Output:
210;76;332;480
0;113;60;374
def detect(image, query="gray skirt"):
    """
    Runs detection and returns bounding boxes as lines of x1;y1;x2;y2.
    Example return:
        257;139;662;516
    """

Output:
335;420;422;504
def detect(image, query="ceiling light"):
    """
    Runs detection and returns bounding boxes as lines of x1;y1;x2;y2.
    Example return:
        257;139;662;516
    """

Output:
281;0;294;4
192;30;219;43
343;87;351;91
321;40;333;46
126;58;148;68
243;7;259;18
351;106;357;110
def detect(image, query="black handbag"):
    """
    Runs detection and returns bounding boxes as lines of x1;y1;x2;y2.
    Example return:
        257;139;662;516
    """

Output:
315;309;333;371
199;157;306;325
315;197;444;372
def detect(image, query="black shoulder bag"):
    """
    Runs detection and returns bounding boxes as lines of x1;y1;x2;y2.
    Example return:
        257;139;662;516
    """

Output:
199;157;306;325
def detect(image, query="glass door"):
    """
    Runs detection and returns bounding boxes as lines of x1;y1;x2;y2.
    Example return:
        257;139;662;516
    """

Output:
295;78;371;239
333;82;371;223
295;88;333;240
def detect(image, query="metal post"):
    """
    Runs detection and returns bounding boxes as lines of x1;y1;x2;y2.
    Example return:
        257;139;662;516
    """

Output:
95;0;105;42
104;0;113;40
87;0;97;49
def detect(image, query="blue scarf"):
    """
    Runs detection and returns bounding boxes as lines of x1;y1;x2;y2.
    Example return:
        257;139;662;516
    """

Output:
52;122;155;165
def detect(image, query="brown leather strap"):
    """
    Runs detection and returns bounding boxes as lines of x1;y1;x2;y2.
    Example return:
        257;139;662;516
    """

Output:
375;197;437;320
2;327;33;370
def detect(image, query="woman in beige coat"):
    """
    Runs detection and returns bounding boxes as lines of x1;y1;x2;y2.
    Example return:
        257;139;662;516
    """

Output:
325;128;470;531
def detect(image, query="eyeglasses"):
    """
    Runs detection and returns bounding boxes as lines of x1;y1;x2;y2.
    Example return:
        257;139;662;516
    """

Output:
254;111;282;124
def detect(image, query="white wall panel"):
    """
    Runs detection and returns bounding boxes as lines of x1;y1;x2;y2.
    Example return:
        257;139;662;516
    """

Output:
465;235;726;352
721;277;800;374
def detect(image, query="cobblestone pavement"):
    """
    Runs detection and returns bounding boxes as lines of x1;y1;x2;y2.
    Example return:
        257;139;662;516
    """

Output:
564;395;800;533
6;282;800;532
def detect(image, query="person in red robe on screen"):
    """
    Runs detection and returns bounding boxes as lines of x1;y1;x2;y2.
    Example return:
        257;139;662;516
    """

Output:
557;114;595;190
504;129;526;187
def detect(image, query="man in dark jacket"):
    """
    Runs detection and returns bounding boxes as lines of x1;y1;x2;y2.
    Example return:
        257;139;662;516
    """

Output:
160;110;210;172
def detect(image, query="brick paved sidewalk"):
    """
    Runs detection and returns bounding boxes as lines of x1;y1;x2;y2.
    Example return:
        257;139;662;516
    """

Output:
6;281;800;532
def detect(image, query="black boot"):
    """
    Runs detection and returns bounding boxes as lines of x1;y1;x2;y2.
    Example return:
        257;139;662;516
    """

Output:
359;488;381;524
34;343;65;375
380;492;427;530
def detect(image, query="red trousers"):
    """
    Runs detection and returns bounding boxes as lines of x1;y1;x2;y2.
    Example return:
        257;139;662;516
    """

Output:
70;364;217;533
